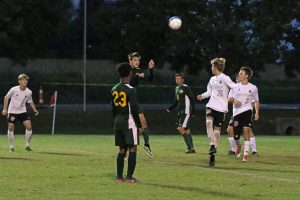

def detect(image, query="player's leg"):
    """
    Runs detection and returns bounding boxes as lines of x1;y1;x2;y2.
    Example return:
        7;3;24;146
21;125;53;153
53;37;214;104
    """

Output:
205;109;215;151
242;127;251;162
249;129;258;155
124;127;139;183
7;114;16;152
115;130;126;182
177;114;193;153
185;128;195;153
139;113;153;157
227;125;236;155
182;114;195;153
23;119;33;151
213;111;225;151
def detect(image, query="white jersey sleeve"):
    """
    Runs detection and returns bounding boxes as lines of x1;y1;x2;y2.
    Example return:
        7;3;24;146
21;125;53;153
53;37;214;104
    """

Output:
201;79;212;99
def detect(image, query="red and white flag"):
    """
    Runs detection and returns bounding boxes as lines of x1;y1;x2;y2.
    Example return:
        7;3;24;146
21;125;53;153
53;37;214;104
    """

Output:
49;91;57;107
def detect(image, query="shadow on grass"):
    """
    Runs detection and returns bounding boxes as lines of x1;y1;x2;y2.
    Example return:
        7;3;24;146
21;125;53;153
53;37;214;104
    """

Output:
144;182;244;199
0;157;34;161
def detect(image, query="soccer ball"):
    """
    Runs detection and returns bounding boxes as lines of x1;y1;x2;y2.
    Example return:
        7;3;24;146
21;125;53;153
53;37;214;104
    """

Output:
168;16;182;30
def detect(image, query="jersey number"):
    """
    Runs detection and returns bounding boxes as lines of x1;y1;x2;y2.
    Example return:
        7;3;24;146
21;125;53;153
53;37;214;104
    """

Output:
112;91;127;107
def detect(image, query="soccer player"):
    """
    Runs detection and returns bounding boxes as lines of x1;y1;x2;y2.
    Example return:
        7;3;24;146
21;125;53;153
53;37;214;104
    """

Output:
167;73;196;153
197;58;236;166
112;62;143;183
228;66;259;162
2;74;39;152
128;52;154;157
227;75;258;156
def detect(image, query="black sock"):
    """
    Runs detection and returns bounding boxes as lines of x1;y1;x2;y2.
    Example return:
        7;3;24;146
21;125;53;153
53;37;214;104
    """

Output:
127;152;137;178
117;153;125;178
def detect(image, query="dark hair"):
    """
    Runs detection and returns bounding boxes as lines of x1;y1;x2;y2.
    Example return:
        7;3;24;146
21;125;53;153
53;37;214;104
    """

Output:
116;62;132;77
175;73;184;79
128;52;141;60
240;66;253;79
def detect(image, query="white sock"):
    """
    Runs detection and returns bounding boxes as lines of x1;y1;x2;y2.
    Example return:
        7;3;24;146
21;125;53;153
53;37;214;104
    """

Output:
228;137;237;152
244;141;250;156
7;130;14;149
214;130;221;148
206;120;214;145
25;129;32;147
250;137;257;152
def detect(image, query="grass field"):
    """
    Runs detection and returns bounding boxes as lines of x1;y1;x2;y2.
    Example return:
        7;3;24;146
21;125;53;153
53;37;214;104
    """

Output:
0;135;299;200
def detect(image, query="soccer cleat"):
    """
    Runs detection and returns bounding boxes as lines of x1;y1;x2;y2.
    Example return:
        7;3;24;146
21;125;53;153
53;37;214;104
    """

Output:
125;177;139;184
185;149;196;154
115;176;124;183
25;146;32;151
227;150;236;155
236;144;242;158
10;147;15;152
252;151;258;156
209;145;216;155
144;144;153;158
242;155;249;162
209;155;215;167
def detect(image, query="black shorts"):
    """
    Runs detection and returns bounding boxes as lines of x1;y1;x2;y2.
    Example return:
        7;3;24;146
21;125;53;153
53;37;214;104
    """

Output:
115;128;139;148
176;113;190;128
8;113;31;124
230;110;253;139
206;107;226;128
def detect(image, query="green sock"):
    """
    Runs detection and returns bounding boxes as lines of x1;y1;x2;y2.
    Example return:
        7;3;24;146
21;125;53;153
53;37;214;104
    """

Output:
187;134;194;149
143;128;150;145
182;133;191;149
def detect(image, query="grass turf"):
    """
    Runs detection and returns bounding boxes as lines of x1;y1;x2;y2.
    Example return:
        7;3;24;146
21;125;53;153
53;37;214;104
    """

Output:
0;135;299;200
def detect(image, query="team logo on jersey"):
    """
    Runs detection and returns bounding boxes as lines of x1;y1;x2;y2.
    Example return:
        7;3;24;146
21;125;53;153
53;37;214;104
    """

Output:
179;90;183;93
249;90;251;93
233;121;239;127
219;81;222;84
10;116;15;121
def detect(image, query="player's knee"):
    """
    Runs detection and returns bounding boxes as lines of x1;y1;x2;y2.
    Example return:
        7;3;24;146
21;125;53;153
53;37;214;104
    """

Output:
177;127;185;135
227;126;233;136
206;119;213;127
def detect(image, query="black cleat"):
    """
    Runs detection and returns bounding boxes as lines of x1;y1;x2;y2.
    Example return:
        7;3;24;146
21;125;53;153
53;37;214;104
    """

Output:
185;149;196;154
25;146;32;151
252;151;258;156
227;150;236;155
209;155;215;167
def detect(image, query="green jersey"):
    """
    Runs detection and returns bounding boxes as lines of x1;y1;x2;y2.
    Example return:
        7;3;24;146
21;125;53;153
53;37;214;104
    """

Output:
168;84;195;115
130;67;153;87
111;82;141;130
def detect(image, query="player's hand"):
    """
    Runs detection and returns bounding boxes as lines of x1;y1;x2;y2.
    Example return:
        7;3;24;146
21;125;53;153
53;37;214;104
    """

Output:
2;109;7;116
34;110;39;116
137;73;145;78
148;59;155;69
233;99;242;106
196;95;203;101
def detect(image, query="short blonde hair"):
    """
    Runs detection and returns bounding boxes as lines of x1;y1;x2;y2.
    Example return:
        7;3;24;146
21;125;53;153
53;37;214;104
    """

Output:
210;57;226;72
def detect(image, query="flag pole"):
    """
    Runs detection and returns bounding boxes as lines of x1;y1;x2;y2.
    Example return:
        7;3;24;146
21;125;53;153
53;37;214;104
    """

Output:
51;91;57;135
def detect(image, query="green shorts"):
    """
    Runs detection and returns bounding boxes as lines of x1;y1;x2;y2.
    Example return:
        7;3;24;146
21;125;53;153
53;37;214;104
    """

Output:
115;128;139;148
176;113;190;128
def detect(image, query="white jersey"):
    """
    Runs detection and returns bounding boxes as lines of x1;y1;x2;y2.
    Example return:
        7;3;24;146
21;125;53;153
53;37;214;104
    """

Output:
6;86;33;114
229;82;259;116
201;73;236;113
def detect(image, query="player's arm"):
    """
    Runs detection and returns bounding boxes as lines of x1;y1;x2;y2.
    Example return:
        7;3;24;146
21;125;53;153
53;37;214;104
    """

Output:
167;89;178;112
197;80;211;100
253;87;260;120
27;95;39;116
2;89;13;116
186;86;196;115
147;59;155;82
129;88;142;128
228;89;234;103
224;76;236;89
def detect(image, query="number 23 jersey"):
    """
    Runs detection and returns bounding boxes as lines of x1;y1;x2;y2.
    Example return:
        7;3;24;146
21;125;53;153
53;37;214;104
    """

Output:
111;83;140;130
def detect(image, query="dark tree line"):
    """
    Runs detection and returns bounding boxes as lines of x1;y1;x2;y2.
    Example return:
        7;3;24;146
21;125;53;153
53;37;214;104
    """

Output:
0;0;299;76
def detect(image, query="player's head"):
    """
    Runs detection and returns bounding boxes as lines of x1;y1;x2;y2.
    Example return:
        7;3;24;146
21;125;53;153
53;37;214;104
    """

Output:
175;73;184;85
239;66;253;81
210;57;226;74
128;52;141;68
18;73;29;87
116;62;132;78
